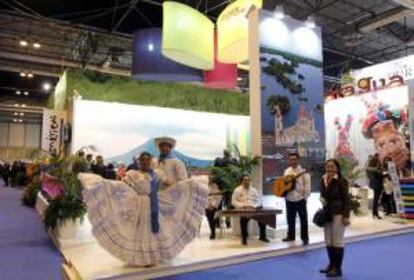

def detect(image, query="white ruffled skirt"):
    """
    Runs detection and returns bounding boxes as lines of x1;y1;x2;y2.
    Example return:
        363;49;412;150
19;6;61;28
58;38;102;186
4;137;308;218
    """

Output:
78;173;208;266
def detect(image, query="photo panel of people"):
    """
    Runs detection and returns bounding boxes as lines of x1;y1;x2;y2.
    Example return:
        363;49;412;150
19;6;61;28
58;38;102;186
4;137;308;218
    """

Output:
324;85;411;186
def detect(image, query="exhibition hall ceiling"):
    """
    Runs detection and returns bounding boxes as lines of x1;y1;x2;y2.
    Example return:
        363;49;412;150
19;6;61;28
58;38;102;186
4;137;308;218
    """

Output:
0;0;413;117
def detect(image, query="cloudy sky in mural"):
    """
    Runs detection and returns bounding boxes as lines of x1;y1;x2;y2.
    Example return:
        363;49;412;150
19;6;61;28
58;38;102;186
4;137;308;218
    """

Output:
72;100;248;160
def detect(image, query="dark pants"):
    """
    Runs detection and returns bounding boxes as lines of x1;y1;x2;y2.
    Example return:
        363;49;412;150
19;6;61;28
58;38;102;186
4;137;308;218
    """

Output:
382;193;396;215
372;187;382;216
286;199;309;241
240;217;266;243
205;208;218;238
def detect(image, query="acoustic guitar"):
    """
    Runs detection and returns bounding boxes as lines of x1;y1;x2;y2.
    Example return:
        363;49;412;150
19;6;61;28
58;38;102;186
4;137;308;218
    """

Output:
272;169;311;197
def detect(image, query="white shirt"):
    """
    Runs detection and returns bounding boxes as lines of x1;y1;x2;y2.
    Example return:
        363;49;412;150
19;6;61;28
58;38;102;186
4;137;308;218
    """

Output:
207;183;222;209
232;185;261;209
153;157;188;187
283;165;311;202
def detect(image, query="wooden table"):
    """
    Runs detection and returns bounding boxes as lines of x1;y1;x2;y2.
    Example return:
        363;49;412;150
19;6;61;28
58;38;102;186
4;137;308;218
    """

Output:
216;208;283;229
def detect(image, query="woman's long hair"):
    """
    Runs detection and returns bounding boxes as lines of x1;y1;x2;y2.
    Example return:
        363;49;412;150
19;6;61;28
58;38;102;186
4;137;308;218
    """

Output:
325;158;342;178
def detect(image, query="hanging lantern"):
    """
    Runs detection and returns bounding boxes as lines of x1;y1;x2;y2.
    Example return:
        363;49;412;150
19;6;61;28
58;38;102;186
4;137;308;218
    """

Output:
217;0;262;64
162;1;214;70
204;29;237;89
132;28;202;82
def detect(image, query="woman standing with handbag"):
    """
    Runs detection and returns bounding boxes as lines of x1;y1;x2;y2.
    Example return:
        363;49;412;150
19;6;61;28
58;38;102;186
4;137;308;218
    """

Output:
319;159;351;278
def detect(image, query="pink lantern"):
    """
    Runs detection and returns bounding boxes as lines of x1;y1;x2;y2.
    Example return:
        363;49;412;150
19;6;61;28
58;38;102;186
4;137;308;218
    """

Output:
204;29;237;89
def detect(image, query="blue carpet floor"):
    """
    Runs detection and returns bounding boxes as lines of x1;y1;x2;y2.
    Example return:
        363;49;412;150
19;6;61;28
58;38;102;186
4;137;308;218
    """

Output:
0;187;62;280
159;232;414;280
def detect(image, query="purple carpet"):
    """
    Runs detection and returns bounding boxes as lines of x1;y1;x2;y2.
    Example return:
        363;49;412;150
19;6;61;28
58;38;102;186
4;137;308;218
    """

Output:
159;232;414;280
0;187;62;280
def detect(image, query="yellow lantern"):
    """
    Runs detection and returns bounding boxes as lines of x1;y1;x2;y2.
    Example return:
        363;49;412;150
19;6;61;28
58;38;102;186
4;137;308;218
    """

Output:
217;0;262;64
162;1;214;70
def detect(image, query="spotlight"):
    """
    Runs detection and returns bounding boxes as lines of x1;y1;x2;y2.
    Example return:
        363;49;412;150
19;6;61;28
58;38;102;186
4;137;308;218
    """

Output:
20;72;27;77
305;16;316;29
274;5;284;19
24;91;29;96
33;42;41;49
16;90;21;95
27;72;34;78
148;43;154;52
19;40;28;47
43;82;51;91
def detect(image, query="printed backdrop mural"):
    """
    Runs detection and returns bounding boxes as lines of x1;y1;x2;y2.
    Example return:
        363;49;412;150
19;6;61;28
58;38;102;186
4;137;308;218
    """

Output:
259;11;325;193
325;86;411;183
72;100;250;167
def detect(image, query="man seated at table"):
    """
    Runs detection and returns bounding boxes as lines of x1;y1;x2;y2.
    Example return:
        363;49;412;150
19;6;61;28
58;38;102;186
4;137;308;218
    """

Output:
232;173;269;245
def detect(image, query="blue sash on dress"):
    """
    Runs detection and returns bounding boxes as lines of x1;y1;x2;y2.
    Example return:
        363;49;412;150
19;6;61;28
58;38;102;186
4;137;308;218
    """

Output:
148;170;160;234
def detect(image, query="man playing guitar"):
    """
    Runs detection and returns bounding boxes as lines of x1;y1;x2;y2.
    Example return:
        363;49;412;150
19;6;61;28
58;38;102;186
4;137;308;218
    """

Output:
282;151;311;245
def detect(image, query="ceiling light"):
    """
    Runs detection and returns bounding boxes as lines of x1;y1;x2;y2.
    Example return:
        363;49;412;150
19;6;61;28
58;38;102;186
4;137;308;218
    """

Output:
14;103;19;107
20;113;24;116
14;112;18;116
305;16;316;29
27;72;34;78
20;72;27;77
274;5;285;19
24;91;29;96
43;82;51;91
33;42;41;49
18;119;23;123
148;43;154;52
13;119;17;122
21;104;26;107
16;90;21;95
19;40;28;47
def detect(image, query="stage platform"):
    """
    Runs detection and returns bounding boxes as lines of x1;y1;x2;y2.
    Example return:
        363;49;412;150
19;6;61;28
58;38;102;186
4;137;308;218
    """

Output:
61;215;414;280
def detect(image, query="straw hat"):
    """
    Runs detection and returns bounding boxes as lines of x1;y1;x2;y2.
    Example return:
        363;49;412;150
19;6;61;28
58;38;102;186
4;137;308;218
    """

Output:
154;136;176;148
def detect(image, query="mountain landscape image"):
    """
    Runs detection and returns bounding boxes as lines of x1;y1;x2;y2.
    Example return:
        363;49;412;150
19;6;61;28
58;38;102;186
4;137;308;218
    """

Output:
108;139;213;168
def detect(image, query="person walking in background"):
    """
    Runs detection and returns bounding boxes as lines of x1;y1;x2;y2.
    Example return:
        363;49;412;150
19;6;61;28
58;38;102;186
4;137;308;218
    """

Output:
127;156;139;171
205;177;222;240
366;153;383;219
381;157;397;216
72;151;88;173
9;161;19;187
86;154;94;171
320;159;351;278
282;152;311;245
91;155;106;178
0;162;9;187
104;163;117;180
116;162;127;180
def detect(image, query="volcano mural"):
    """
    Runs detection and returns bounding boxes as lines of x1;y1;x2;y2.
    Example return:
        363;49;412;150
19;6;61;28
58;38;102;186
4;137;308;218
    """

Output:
72;100;250;167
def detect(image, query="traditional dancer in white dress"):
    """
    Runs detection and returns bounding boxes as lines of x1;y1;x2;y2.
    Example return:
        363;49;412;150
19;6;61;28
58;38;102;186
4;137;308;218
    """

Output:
78;152;208;266
153;137;187;188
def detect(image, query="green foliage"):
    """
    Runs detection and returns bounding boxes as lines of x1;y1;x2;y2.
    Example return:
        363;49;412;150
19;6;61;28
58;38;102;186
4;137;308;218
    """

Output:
21;175;41;207
260;46;323;68
336;156;362;183
66;70;249;115
211;145;260;193
43;158;87;230
266;95;291;116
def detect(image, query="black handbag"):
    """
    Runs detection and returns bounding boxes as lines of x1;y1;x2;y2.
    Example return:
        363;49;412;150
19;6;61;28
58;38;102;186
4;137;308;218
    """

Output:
313;208;328;227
